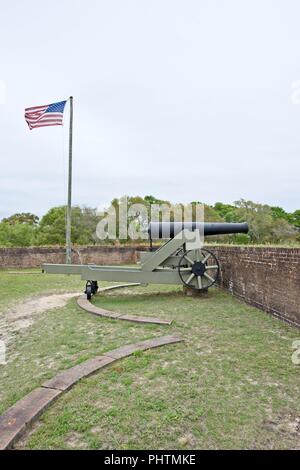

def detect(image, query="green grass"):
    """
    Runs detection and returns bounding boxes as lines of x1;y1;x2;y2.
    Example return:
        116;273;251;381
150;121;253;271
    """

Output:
0;269;299;449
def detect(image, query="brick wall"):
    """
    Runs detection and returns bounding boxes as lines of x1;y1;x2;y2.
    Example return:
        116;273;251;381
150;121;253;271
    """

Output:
0;245;147;269
211;246;300;328
0;245;299;327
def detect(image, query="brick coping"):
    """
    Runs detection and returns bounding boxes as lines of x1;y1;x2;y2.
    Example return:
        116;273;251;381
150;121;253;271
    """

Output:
0;334;183;450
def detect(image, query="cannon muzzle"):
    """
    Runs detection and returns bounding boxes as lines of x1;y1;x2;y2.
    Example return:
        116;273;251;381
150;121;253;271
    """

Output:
148;221;249;239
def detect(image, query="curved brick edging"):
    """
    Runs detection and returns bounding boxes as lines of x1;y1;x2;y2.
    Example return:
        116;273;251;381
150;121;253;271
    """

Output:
77;284;172;325
0;334;183;450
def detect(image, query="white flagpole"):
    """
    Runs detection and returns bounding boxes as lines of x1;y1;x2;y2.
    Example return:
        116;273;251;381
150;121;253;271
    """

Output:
66;96;73;264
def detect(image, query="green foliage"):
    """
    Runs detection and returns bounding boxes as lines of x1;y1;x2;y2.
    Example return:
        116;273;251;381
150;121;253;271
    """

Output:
0;197;299;247
107;195;173;243
214;202;236;219
0;222;35;246
2;212;39;225
270;206;289;221
203;204;223;222
232;199;297;244
34;206;67;245
144;195;170;205
205;199;299;244
34;206;100;246
71;206;100;245
289;209;300;228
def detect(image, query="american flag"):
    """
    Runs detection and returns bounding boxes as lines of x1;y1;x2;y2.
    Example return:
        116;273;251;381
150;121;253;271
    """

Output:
25;100;67;130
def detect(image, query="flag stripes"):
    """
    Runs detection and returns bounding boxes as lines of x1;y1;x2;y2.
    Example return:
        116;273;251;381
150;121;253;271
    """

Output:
25;100;66;130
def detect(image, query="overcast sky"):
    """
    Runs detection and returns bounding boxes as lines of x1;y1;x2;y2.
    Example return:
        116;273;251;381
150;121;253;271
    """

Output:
0;0;299;219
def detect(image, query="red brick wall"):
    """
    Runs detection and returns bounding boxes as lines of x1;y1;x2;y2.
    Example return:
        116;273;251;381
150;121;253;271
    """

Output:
0;245;299;327
210;246;300;328
0;245;147;269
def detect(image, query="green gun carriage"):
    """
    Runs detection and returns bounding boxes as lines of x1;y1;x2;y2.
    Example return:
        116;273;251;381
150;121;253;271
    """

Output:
43;222;248;299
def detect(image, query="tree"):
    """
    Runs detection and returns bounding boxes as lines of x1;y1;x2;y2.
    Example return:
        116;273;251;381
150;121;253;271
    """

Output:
214;202;235;219
269;218;298;243
2;212;39;225
0;222;35;246
233;199;297;243
1;198;299;247
71;206;100;244
203;204;224;222
103;195;173;243
144;195;170;205
270;206;289;221
34;206;100;246
289;210;300;229
34;207;67;245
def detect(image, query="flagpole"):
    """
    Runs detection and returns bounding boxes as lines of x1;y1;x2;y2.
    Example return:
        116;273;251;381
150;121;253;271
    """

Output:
66;96;73;264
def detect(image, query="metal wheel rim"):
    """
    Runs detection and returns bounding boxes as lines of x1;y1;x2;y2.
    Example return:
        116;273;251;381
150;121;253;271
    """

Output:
178;248;220;290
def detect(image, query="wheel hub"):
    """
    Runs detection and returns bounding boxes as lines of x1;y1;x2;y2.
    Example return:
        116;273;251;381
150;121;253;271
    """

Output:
191;261;206;277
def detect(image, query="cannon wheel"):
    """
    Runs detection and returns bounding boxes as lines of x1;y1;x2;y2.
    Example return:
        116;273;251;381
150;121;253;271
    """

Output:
178;248;220;290
91;281;99;295
86;284;92;300
85;281;99;300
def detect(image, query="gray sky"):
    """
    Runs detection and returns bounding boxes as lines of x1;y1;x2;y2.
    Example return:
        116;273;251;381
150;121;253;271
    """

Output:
0;0;299;219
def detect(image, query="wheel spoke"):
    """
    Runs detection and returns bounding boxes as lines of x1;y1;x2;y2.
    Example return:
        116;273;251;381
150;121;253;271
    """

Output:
196;249;201;262
184;255;194;265
197;275;202;289
202;253;211;264
206;265;218;270
180;267;193;271
186;272;195;284
204;272;215;283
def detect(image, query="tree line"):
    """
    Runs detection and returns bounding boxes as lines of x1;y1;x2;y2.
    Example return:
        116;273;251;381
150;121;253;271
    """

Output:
0;196;299;247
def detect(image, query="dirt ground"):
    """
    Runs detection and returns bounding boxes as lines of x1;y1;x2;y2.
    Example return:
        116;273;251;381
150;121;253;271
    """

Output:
0;292;80;344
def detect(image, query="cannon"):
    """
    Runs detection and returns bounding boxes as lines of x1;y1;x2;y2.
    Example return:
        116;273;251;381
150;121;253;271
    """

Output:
43;221;249;298
148;221;248;240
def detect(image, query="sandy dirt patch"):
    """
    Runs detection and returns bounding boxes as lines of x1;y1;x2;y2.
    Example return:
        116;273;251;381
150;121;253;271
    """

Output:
0;292;80;343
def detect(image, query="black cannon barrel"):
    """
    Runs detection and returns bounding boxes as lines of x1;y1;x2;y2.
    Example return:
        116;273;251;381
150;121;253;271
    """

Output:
148;221;249;239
